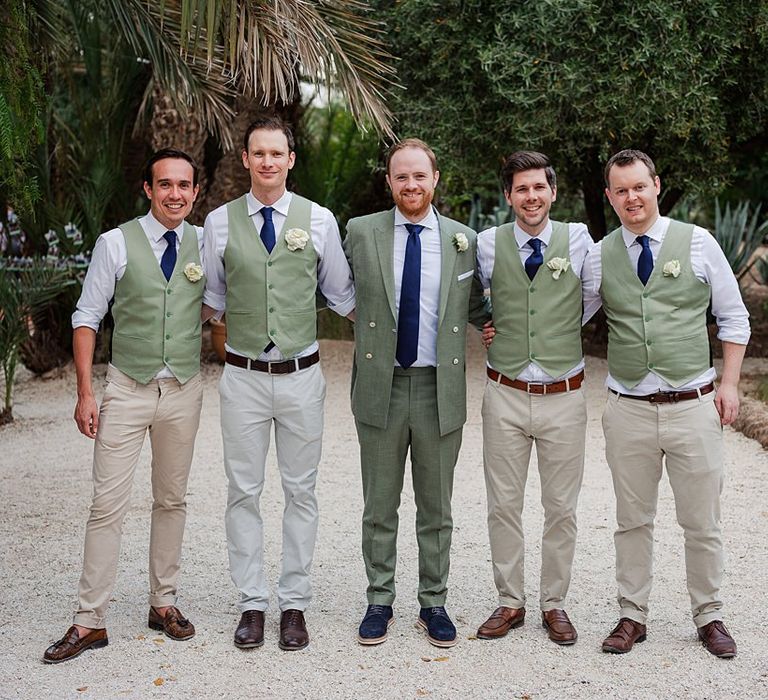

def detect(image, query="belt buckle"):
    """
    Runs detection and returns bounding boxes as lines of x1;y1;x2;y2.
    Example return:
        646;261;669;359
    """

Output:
267;360;276;374
527;383;544;395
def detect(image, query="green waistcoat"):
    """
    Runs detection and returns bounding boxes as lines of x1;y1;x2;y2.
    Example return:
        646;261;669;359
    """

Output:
488;221;583;378
224;193;317;358
600;219;711;388
111;219;203;384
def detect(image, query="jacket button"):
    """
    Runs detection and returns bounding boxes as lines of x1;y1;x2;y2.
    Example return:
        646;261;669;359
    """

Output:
165;334;170;340
452;358;459;365
369;321;376;328
529;309;536;315
365;352;373;359
452;326;459;333
269;307;274;313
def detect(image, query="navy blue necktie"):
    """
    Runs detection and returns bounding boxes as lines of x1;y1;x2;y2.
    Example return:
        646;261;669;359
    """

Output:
637;235;653;285
260;206;276;253
396;223;423;368
160;231;177;281
525;237;543;280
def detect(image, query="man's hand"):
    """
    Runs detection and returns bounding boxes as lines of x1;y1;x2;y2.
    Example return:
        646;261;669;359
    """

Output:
481;320;496;349
715;383;739;425
74;392;99;438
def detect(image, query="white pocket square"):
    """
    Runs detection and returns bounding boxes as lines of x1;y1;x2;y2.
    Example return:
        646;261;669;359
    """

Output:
457;270;474;281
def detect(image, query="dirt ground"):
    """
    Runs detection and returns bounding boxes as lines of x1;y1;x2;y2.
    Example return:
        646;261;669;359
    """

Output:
1;339;767;700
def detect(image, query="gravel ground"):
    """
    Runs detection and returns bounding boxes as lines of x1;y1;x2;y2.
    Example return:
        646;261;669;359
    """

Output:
1;339;767;699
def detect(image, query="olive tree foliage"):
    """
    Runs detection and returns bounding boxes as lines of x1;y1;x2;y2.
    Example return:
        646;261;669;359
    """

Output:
378;0;768;238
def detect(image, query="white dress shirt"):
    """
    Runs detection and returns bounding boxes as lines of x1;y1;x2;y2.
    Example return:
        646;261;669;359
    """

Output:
393;207;441;367
72;211;204;379
477;220;595;383
203;190;355;361
581;215;751;394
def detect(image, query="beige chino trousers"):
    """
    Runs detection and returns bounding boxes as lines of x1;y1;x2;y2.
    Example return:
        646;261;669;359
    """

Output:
74;366;203;629
482;381;587;610
602;390;724;628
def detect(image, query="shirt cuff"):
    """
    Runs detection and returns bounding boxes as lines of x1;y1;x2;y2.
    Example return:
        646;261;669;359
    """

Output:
71;312;100;332
327;295;356;317
203;290;226;313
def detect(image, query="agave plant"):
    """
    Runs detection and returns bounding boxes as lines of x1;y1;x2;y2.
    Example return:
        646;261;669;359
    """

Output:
0;261;75;424
713;200;768;282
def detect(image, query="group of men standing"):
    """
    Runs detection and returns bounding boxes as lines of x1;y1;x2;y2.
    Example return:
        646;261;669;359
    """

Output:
43;115;748;665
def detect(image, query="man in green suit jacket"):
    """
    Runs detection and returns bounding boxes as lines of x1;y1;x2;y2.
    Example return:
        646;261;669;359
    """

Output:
344;139;487;648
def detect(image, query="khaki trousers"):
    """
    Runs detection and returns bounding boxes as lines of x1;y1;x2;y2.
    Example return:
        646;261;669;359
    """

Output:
74;366;203;628
602;390;724;628
220;362;325;613
482;381;586;610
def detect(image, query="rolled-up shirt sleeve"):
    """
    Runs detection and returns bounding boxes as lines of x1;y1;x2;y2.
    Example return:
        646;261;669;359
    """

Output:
71;231;122;330
313;206;355;317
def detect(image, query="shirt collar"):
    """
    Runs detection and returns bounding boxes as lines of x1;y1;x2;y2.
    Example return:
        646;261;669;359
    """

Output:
514;219;552;250
144;210;184;244
621;215;668;248
247;189;292;218
394;205;438;233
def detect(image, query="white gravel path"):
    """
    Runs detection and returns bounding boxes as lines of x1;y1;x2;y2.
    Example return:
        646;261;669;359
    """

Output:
1;339;767;699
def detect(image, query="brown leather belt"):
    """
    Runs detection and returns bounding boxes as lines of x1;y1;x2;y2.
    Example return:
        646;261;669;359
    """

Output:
610;382;715;404
225;350;320;374
487;368;585;394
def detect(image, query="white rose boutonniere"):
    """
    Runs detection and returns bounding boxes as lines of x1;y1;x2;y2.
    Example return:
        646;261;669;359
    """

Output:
453;232;469;252
546;257;571;280
184;262;204;282
663;259;681;278
285;228;310;251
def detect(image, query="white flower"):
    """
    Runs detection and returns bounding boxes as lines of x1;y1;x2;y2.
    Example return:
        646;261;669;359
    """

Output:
546;256;571;280
285;228;310;251
184;262;204;282
453;232;469;252
663;259;681;278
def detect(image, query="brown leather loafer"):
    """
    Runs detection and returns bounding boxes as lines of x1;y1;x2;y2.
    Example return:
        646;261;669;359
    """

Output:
43;626;108;664
476;606;526;639
148;606;195;641
234;610;265;649
542;609;577;645
279;609;309;651
602;618;647;654
698;620;737;658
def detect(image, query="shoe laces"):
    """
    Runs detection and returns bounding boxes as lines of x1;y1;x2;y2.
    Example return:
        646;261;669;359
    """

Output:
283;610;303;626
366;604;391;617
426;606;448;618
241;610;262;623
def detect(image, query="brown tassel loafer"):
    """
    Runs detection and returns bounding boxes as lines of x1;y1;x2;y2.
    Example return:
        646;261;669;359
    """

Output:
148;606;195;641
43;626;108;664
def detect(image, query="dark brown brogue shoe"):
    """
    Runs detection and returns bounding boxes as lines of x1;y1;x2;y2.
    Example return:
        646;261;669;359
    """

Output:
602;618;647;654
542;609;577;645
279;609;309;651
698;620;737;658
43;626;108;664
148;606;195;641
476;606;526;640
234;610;265;649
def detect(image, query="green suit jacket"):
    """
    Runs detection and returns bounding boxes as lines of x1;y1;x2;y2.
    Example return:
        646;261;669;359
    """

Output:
345;207;487;436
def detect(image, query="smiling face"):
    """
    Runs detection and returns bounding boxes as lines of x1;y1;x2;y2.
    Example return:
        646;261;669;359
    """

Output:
242;127;295;203
605;160;661;234
143;158;198;230
386;146;439;223
505;168;556;236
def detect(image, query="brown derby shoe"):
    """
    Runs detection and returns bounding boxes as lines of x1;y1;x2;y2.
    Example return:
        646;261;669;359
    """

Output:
43;626;108;664
234;610;265;649
542;609;577;645
148;606;195;641
477;606;526;640
698;620;737;658
279;609;309;651
602;618;647;654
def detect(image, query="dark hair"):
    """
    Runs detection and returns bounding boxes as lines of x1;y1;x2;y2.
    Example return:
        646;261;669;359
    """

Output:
385;138;438;174
500;151;556;193
604;149;657;187
243;115;295;152
143;149;199;187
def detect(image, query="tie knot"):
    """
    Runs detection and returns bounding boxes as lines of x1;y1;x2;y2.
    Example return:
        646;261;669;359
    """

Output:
261;206;274;221
637;235;651;249
163;231;177;246
528;237;542;253
405;223;424;237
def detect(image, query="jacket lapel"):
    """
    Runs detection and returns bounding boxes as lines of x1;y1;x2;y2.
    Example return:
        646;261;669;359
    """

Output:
373;208;397;320
437;214;458;324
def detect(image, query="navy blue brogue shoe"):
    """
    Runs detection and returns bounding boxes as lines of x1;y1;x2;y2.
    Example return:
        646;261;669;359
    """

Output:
418;606;458;648
357;604;394;645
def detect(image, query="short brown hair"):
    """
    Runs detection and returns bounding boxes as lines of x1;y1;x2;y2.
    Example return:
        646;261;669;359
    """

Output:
143;149;199;187
386;138;437;174
500;151;556;193
243;115;295;153
604;149;657;187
